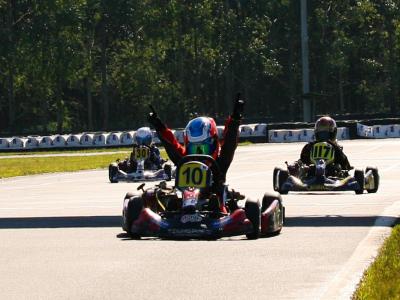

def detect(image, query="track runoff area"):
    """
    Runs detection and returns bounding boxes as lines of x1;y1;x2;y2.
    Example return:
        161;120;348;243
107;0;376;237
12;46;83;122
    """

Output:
0;139;399;299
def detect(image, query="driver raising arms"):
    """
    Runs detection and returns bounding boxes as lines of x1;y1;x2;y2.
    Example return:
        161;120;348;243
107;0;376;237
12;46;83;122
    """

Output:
147;95;245;211
298;116;351;175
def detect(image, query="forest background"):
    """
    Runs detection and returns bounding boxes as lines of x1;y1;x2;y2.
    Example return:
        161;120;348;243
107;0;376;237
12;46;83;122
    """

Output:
1;0;399;135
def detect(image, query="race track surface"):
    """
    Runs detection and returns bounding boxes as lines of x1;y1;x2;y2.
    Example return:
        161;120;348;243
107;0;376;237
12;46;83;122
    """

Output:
1;140;399;299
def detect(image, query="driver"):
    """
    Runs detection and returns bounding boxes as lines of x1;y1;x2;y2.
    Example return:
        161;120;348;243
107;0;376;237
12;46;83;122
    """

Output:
295;116;351;176
129;127;164;171
148;95;245;212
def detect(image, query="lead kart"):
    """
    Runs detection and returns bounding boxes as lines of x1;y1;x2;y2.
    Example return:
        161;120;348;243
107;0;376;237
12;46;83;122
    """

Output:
122;155;284;239
273;141;379;195
109;146;173;183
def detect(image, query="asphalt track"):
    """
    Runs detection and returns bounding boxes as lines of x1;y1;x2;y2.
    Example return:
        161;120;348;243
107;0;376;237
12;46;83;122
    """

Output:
1;140;399;299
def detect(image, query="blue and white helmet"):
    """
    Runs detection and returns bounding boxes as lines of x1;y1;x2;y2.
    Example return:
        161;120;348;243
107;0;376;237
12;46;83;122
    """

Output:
134;127;153;146
184;117;219;158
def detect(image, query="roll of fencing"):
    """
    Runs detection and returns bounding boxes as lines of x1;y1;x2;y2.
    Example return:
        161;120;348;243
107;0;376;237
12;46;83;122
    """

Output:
9;137;25;149
38;136;53;148
66;134;82;147
120;131;135;145
25;136;40;149
0;138;10;149
93;133;107;146
174;129;185;144
80;133;95;147
151;130;161;144
106;132;122;146
52;135;68;148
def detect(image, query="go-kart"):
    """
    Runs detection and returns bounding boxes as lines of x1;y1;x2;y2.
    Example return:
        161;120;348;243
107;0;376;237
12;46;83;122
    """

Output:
109;146;173;183
273;142;379;195
122;155;284;239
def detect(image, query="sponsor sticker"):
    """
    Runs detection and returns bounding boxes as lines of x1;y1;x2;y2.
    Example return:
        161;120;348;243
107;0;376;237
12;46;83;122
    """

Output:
180;214;203;223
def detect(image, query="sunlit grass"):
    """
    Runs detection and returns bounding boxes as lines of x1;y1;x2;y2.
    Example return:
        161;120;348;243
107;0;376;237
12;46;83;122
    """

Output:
353;224;400;300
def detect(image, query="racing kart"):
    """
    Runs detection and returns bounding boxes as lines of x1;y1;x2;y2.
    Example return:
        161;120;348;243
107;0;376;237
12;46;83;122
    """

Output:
122;155;284;239
109;146;173;183
273;142;379;195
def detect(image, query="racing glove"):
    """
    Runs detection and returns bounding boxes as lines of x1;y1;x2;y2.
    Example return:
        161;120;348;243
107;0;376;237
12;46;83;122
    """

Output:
232;93;245;120
147;105;166;131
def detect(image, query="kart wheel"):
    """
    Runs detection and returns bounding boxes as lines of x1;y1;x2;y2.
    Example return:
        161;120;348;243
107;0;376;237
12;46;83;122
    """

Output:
164;164;172;181
124;192;137;200
277;169;289;195
354;169;364;195
122;196;143;238
262;192;284;233
109;164;119;183
245;199;260;240
273;167;280;191
365;166;379;193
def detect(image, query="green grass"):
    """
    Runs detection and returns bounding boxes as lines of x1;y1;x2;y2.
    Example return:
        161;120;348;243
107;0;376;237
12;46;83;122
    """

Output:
353;224;400;300
0;142;252;178
0;153;128;178
0;150;170;179
0;147;131;156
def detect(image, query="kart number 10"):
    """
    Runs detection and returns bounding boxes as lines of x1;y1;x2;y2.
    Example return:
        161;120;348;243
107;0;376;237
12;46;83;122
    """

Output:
177;163;208;188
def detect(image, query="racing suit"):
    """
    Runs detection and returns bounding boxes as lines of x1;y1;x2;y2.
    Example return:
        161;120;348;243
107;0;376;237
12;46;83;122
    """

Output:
155;116;240;183
118;144;163;173
131;144;163;170
299;140;351;176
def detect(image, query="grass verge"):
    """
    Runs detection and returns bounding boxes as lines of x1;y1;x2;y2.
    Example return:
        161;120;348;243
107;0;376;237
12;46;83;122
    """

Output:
0;153;128;178
353;223;400;300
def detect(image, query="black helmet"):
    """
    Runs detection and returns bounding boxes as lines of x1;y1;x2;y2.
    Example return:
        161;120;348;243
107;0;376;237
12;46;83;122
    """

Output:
314;116;337;142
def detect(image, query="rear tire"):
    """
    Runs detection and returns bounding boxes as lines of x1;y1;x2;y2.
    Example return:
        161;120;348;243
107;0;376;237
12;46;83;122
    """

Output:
354;169;364;194
245;199;260;239
122;196;143;238
109;164;119;183
366;166;379;193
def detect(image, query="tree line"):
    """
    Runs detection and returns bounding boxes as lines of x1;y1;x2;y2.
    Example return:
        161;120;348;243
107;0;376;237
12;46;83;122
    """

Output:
0;0;399;135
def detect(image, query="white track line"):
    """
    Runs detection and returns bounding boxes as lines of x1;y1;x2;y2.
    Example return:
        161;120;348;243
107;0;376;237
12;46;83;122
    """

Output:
319;201;400;299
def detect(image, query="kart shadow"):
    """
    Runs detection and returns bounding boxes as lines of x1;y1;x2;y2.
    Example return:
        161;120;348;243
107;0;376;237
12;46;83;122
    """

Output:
0;215;121;229
284;215;398;227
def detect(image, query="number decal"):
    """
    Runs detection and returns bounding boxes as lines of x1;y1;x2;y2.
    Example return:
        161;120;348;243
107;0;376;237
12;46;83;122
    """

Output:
310;142;335;164
132;146;150;160
177;162;210;188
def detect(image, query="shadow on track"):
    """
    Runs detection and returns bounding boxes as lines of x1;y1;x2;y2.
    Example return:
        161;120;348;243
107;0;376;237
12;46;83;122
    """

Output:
0;216;121;229
284;215;398;227
0;215;397;230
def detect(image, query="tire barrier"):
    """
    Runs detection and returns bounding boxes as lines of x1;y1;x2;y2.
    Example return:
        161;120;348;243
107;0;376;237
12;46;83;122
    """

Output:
66;134;82;147
268;127;349;143
52;135;68;148
106;132;122;146
93;133;107;146
80;133;95;147
0;138;10;149
357;123;400;138
120;131;135;145
1;121;399;151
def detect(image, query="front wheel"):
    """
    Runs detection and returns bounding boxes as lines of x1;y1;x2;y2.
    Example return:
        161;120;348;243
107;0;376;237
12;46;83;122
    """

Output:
365;166;379;193
245;199;260;239
109;164;119;183
122;196;143;238
354;169;364;195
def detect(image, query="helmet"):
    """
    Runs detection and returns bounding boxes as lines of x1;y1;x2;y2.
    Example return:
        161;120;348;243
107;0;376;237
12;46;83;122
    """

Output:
184;117;219;159
134;127;153;146
314;116;337;142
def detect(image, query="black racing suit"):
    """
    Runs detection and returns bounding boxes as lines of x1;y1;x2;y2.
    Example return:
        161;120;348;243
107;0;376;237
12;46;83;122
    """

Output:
300;140;351;176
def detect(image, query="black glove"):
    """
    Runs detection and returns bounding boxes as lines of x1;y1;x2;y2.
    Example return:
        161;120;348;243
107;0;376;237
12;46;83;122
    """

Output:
147;105;165;131
232;93;244;120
